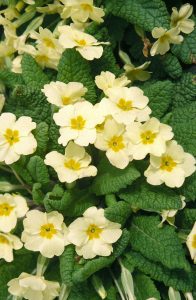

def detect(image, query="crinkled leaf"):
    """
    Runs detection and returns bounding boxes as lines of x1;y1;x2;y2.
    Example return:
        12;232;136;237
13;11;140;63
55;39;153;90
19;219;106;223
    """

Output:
57;49;97;103
180;172;196;202
176;208;196;229
172;17;196;64
119;181;183;212
105;0;170;31
171;102;196;156
130;216;190;271
0;70;24;88
21;54;49;89
44;185;98;217
60;245;76;286
142;80;174;118
68;281;100;300
12;157;33;185
134;273;161;300
85;23;121;76
48;120;64;153
32;182;44;205
5;85;51;124
72;229;130;283
91;158;140;196
124;251;194;292
161;53;182;79
104;201;131;225
34;122;49;157
172;73;196;108
27;156;50;185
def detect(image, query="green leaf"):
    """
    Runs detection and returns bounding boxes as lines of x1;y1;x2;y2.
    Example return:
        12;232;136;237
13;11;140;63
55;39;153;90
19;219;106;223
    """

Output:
48;120;64;153
124;251;193;292
91;158;140;196
57;49;97;103
0;249;37;300
104;201;131;225
60;245;76;286
5;85;51;124
172;17;196;64
180;172;196;201
171;73;196;108
85;23;121;76
134;273;161;300
119;181;183;212
161;54;182;79
68;281;100;300
12;157;33;185
21;54;49;89
72;229;130;283
171;102;196;156
32;182;44;205
129;216;190;271
105;0;170;31
0;70;24;88
34;122;49;157
142;80;174;118
176;208;196;229
44;185;98;217
27;156;50;185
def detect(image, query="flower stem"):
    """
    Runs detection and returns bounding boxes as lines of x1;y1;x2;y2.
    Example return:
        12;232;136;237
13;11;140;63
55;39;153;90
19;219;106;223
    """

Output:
10;167;32;195
65;181;76;190
59;283;71;300
36;254;49;276
109;268;126;300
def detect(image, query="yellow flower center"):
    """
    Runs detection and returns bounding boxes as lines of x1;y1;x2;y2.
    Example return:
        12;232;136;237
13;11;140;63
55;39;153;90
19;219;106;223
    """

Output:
117;98;133;111
0;203;14;216
64;159;81;170
86;224;103;240
4;129;19;145
81;3;93;11
108;135;125;152
43;38;55;48
62;96;71;105
192;234;196;249
39;223;57;239
140;130;157;144
36;55;49;63
96;122;104;132
0;235;9;244
160;155;177;172
71;115;86;130
75;39;87;46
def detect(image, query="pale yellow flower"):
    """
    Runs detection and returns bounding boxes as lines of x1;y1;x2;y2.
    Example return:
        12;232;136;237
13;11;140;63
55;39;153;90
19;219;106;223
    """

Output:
30;27;63;54
171;3;195;34
67;206;122;259
95;71;130;96
150;27;183;56
58;25;108;60
0;113;37;165
8;273;60;300
94;118;132;169
120;50;151;82
42;81;87;107
0;232;22;262
61;0;105;23
44;141;97;183
22;210;69;258
186;222;196;263
0;193;29;233
144;140;196;188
